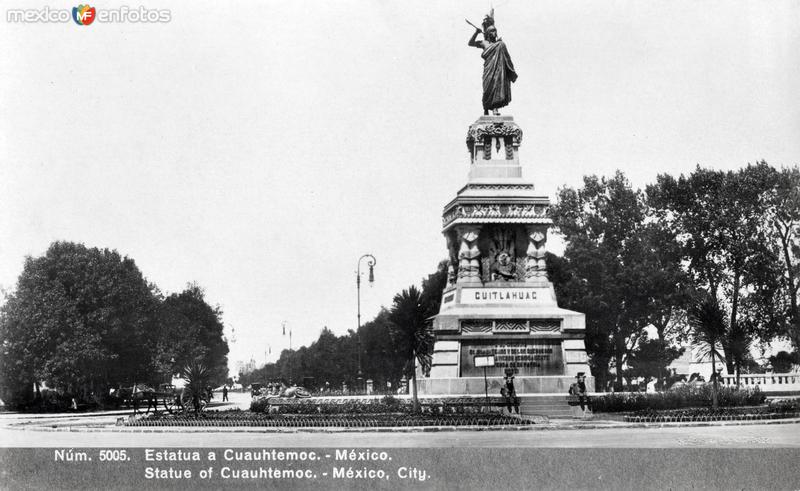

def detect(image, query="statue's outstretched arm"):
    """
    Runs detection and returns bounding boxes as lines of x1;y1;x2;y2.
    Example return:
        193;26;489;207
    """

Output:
468;28;484;49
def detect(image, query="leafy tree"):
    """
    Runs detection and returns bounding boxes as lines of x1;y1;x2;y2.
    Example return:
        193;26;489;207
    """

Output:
0;242;160;406
360;310;406;389
551;171;673;390
155;284;229;386
762;165;800;350
627;333;685;390
648;163;783;372
388;286;434;412
725;319;754;386
420;260;449;316
633;223;694;346
0;242;232;409
768;351;798;373
547;252;612;388
688;294;727;408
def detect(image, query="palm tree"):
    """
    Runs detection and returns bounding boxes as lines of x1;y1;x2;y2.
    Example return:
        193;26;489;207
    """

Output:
388;285;434;413
688;295;727;408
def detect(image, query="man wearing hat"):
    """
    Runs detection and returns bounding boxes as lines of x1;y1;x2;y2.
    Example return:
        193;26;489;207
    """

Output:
569;372;591;414
502;369;519;415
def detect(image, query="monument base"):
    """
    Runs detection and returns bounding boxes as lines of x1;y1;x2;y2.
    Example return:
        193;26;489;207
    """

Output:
425;113;593;395
417;375;595;396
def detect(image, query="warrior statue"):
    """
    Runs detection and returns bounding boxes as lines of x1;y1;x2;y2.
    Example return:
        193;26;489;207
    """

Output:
467;10;518;115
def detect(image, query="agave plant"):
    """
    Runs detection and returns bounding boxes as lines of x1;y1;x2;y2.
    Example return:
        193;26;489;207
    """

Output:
181;362;211;415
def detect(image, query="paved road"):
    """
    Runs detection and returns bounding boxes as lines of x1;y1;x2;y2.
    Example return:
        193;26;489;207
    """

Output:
1;420;798;448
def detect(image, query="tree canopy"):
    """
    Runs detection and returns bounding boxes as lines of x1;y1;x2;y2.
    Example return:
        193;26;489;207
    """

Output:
0;242;229;408
549;163;799;389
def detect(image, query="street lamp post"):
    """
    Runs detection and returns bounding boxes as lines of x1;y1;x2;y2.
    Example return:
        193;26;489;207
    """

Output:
283;321;292;384
356;254;376;394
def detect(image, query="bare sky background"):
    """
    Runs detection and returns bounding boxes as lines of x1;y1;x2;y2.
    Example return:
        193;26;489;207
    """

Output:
1;0;798;373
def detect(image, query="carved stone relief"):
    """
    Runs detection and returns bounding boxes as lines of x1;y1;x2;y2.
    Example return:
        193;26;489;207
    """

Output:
466;120;523;162
525;224;548;280
442;203;550;228
456;225;482;284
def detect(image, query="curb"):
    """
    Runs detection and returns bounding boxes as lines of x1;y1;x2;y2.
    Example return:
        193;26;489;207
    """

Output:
3;417;799;434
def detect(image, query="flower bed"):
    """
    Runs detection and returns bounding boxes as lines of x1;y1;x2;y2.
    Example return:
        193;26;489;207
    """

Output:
125;409;532;428
591;385;766;413
251;395;508;415
623;405;800;423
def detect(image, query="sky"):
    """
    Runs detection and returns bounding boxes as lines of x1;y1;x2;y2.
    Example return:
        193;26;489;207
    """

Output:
1;0;799;374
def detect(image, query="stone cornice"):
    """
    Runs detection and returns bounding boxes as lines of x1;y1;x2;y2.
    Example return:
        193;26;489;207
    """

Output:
442;203;552;229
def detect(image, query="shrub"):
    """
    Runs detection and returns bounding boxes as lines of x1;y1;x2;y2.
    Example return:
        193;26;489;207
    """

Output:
592;386;765;413
768;398;800;413
248;396;507;415
249;397;415;415
250;396;270;413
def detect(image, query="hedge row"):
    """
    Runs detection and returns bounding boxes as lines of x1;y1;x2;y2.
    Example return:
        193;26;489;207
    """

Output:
591;385;766;413
250;396;507;415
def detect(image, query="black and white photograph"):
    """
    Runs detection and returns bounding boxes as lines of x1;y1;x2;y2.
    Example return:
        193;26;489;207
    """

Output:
1;1;799;489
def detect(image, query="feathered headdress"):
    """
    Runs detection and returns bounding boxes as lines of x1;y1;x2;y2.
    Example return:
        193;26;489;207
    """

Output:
481;8;495;31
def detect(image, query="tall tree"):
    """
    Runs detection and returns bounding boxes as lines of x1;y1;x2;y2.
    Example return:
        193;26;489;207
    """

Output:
627;333;685;390
388;286;434;412
648;163;782;373
725;319;754;386
551;171;659;390
420;260;449;316
0;242;160;405
763;165;800;350
155;284;229;386
360;310;406;388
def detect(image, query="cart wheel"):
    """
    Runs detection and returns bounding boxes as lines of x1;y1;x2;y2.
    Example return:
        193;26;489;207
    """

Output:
180;389;194;415
163;395;178;415
132;396;141;415
198;396;208;414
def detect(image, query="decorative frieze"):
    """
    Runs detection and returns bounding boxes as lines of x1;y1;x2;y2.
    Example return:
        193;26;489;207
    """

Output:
459;319;560;334
443;203;550;228
464;183;535;191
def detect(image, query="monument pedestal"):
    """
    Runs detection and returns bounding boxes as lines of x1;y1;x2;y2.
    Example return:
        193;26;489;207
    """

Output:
420;115;592;395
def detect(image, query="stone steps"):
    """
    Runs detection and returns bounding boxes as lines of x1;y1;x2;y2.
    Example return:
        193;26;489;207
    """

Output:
516;395;577;418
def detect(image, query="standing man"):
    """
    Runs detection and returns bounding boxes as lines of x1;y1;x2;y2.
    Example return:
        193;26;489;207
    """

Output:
503;369;520;415
222;385;228;402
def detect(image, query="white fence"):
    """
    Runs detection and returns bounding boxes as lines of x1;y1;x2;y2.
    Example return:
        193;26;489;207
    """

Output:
719;373;800;392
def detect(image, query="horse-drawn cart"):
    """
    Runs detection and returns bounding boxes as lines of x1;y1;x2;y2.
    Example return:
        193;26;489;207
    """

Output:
110;383;210;415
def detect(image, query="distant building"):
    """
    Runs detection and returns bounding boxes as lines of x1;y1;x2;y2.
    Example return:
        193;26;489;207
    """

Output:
236;358;257;375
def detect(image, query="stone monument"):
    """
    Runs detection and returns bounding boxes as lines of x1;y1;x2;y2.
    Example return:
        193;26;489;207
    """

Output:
417;13;592;395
